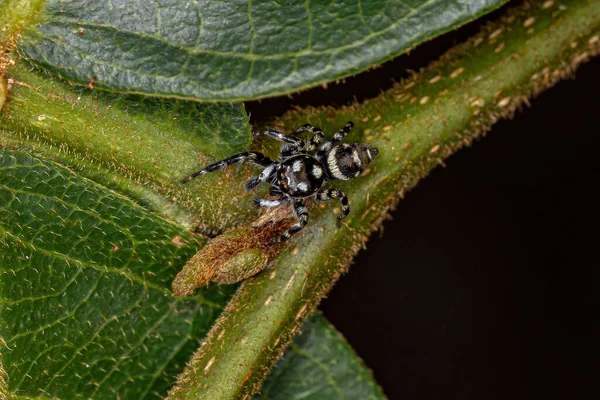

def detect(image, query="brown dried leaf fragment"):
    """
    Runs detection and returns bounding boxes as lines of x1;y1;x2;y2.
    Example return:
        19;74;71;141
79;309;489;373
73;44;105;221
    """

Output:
172;205;292;295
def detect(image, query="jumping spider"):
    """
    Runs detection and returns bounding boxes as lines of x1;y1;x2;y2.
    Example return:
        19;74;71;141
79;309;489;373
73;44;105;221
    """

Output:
181;121;378;242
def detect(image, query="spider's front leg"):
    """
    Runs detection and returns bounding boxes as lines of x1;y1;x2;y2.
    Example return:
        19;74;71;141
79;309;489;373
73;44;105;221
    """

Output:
254;128;304;159
316;188;350;220
253;128;304;148
181;152;273;184
316;121;354;157
276;199;309;243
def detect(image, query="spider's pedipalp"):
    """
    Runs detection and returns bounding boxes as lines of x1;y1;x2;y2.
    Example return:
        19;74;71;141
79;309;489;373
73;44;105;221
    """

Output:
293;124;325;153
303;129;325;152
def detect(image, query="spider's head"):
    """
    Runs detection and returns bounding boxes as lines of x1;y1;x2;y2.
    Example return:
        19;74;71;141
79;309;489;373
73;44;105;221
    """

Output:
356;144;379;166
327;143;379;180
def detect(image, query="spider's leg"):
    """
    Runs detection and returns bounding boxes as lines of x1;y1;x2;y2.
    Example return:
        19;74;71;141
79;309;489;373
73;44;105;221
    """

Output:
255;128;303;159
280;125;325;157
296;125;325;153
181;151;273;184
275;199;309;243
253;197;283;208
316;188;350;220
253;128;304;148
269;186;283;196
245;163;279;191
292;123;316;136
316;121;354;158
280;144;298;159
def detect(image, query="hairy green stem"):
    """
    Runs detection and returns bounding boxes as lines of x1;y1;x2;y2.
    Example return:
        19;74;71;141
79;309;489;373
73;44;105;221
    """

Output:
168;1;600;398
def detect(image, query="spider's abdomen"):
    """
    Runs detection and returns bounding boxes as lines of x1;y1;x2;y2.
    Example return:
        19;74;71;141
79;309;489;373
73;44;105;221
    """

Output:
277;155;325;198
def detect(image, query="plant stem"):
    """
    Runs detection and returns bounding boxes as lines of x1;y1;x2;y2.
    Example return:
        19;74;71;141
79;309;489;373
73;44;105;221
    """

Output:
167;0;600;398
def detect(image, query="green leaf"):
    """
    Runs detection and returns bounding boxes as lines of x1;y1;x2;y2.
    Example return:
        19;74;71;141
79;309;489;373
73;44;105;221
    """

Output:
0;151;382;400
167;0;600;398
0;149;236;398
257;313;385;400
16;0;507;101
0;62;253;233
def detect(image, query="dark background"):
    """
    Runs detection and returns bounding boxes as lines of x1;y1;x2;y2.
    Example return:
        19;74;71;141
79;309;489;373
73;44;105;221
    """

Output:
247;5;600;399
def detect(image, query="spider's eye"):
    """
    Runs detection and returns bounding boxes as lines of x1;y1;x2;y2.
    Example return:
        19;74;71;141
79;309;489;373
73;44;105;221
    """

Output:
356;145;379;166
366;147;378;162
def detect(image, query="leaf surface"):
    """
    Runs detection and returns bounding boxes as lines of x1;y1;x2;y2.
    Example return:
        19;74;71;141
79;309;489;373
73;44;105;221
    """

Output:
167;0;600;397
0;62;253;233
0;149;235;398
257;313;385;400
18;0;507;101
0;151;385;399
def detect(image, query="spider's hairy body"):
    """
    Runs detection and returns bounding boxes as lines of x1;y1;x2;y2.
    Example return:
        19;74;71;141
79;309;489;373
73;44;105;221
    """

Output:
181;121;378;243
277;155;324;198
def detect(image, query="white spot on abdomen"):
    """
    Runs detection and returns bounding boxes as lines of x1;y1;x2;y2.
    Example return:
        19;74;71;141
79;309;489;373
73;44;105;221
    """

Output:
292;160;303;172
297;182;308;192
312;165;323;178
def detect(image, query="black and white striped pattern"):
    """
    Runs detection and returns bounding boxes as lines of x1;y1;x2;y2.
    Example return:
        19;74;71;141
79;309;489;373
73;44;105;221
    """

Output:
294;124;325;152
245;163;278;190
182;120;377;244
253;128;304;147
316;188;349;219
324;144;367;181
277;199;309;242
181;152;273;184
278;124;326;158
316;121;354;158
